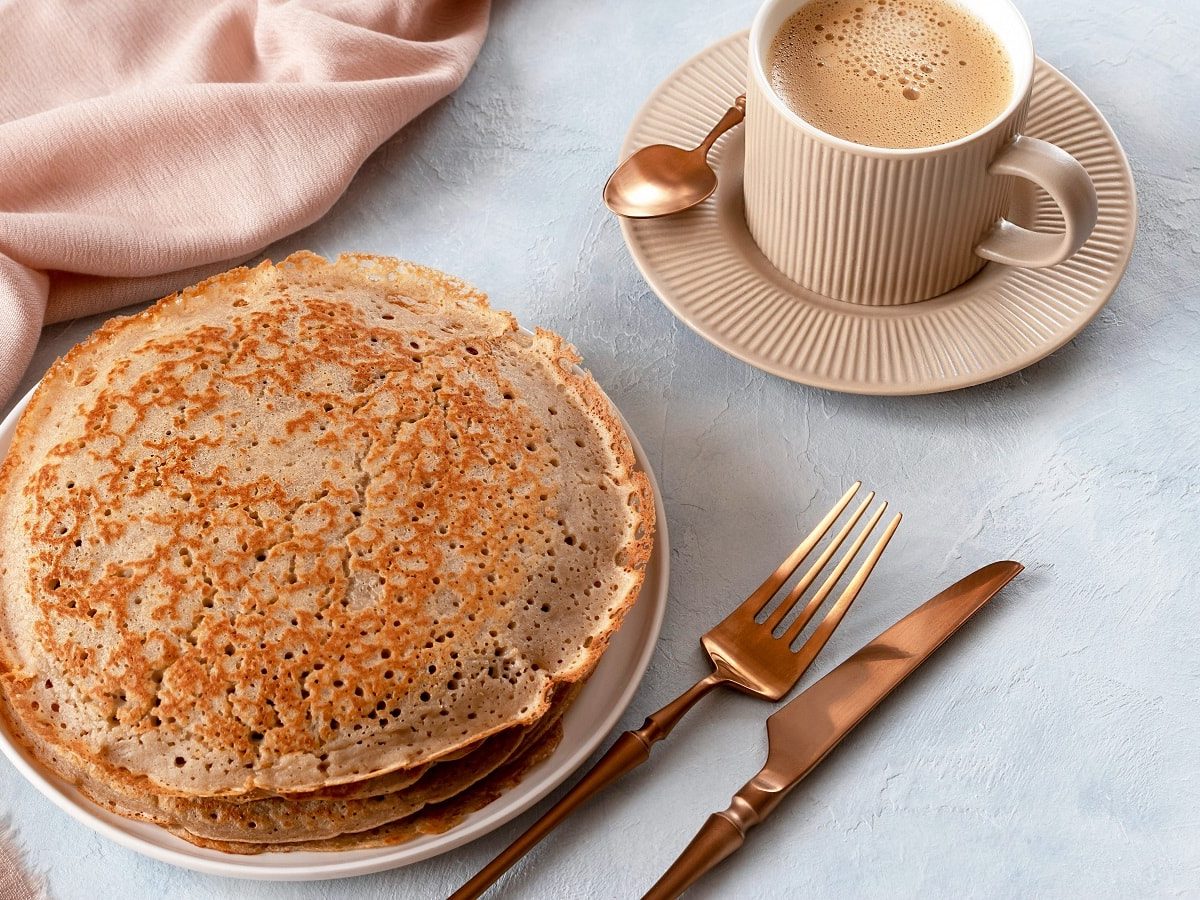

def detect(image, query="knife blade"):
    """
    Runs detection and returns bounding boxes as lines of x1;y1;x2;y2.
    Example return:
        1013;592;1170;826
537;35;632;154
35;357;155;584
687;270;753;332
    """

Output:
643;560;1023;900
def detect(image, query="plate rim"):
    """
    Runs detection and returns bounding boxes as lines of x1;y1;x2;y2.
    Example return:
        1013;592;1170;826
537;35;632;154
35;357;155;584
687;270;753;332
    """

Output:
0;368;669;881
618;30;1138;396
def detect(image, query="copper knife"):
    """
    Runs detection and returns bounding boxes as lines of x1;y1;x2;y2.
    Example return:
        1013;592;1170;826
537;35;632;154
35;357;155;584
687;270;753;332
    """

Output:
643;560;1023;899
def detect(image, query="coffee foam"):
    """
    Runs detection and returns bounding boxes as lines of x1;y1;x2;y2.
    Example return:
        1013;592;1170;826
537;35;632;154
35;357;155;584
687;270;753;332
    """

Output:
768;0;1013;149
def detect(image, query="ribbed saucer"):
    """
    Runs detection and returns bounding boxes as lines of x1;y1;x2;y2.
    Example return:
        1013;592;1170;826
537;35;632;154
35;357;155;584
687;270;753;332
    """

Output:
618;32;1136;395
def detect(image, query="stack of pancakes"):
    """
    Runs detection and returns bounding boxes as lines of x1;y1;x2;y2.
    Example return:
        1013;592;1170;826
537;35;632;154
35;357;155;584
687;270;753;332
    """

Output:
0;253;653;852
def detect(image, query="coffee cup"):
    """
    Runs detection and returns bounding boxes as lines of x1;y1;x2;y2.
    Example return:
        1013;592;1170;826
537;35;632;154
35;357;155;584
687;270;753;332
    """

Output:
745;0;1098;305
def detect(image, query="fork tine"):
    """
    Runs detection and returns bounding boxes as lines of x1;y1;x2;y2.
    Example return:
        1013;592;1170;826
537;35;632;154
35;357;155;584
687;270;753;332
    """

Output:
739;482;861;619
784;504;892;649
760;491;875;633
784;509;902;662
770;497;881;637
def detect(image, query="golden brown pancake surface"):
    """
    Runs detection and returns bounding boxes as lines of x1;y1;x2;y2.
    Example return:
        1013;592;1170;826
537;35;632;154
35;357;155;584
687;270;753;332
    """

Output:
0;252;652;805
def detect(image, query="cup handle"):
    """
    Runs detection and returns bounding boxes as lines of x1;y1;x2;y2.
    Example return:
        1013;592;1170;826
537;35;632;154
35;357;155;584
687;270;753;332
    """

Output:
974;134;1098;268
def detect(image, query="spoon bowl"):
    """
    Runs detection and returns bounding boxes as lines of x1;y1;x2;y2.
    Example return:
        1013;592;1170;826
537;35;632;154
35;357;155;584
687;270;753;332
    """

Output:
603;145;718;218
603;95;746;219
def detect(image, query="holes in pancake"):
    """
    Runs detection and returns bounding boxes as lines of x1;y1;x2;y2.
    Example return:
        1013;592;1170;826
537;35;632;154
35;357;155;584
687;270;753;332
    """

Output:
17;281;644;793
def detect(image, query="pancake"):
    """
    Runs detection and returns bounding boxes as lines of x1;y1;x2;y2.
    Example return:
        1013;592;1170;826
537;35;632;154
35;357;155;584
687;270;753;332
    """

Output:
0;252;654;803
177;719;565;854
20;685;571;845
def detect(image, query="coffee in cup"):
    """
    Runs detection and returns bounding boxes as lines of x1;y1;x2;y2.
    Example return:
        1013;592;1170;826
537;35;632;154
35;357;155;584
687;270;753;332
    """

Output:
744;0;1099;305
767;0;1013;149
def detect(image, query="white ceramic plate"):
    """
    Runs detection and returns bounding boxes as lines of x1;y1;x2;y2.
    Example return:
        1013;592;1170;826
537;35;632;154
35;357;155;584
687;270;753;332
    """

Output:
0;378;668;881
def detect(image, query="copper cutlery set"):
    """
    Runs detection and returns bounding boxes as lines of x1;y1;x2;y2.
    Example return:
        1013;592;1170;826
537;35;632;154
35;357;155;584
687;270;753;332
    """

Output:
454;484;1022;898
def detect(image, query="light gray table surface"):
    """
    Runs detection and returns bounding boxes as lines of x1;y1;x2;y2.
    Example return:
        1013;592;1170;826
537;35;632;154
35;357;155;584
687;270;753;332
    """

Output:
2;0;1197;897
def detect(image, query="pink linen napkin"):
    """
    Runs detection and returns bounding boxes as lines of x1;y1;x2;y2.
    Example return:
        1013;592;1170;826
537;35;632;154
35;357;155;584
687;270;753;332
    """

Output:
0;819;43;900
0;0;491;408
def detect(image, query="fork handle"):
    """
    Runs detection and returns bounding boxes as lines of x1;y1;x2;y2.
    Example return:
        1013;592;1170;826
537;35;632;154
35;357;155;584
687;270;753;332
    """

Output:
450;673;723;900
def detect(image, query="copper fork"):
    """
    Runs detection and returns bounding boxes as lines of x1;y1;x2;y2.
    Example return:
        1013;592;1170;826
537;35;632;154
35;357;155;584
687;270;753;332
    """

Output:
451;483;901;900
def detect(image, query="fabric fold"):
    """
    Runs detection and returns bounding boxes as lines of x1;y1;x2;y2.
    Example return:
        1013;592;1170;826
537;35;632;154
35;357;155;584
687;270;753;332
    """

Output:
0;0;491;405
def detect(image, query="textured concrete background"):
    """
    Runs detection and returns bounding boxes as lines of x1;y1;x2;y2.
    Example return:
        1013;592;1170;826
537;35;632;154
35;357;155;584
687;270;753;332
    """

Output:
2;0;1197;896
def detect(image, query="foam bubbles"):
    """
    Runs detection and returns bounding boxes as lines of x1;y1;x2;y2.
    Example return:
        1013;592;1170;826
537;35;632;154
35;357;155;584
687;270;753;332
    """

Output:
767;0;1013;148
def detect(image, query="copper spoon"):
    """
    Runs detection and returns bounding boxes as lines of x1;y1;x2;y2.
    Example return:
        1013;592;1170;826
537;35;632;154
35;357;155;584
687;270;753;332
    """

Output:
603;95;745;218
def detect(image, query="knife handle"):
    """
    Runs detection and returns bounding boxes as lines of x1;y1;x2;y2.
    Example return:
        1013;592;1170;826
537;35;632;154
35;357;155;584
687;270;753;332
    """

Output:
642;813;744;900
642;775;784;900
450;673;723;900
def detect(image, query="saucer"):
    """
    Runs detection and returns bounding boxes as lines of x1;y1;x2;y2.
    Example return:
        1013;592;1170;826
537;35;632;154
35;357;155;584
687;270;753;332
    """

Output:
618;32;1136;395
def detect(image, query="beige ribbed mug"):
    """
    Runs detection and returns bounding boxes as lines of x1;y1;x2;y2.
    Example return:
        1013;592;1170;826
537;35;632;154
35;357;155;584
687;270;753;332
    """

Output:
745;0;1099;306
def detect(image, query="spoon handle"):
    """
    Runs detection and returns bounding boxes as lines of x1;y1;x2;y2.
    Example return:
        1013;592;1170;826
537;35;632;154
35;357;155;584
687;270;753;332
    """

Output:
696;94;746;155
